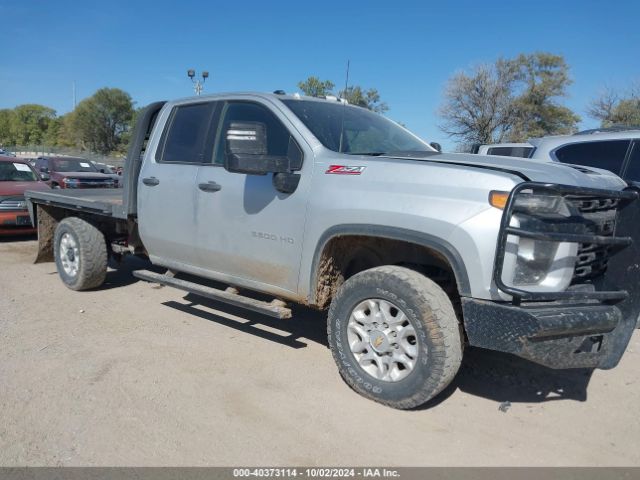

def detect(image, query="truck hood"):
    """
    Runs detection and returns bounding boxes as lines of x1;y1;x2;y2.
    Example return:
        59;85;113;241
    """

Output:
385;152;627;191
0;181;50;196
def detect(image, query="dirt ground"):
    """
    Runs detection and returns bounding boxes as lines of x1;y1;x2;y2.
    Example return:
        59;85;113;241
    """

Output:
1;236;639;467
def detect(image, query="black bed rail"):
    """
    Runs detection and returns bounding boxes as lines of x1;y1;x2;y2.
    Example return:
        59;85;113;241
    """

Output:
493;182;638;305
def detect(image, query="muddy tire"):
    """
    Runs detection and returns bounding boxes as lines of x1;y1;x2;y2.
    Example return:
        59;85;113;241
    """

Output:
54;217;107;291
327;265;462;409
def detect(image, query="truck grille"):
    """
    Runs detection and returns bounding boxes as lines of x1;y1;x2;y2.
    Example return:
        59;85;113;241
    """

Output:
65;178;114;188
0;196;27;211
569;197;619;282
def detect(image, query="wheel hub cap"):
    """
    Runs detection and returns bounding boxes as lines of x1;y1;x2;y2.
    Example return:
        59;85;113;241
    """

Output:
59;232;79;277
369;330;390;354
347;298;419;382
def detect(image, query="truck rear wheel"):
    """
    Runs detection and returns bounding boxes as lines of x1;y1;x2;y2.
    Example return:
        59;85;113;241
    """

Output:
327;265;462;409
54;217;107;291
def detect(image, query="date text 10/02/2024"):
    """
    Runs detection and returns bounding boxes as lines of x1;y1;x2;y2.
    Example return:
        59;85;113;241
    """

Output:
232;468;400;478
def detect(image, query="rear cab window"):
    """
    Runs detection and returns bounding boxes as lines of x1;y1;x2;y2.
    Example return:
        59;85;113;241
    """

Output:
554;140;631;175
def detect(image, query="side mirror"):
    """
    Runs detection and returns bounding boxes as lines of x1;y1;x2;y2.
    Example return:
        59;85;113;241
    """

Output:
40;172;50;181
224;122;290;175
40;166;49;173
430;142;442;152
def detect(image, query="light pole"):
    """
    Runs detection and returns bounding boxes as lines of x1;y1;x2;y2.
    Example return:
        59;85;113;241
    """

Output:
187;69;209;95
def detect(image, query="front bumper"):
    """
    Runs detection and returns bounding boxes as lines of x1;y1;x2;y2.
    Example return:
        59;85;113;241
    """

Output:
462;298;628;369
0;210;35;235
466;183;640;369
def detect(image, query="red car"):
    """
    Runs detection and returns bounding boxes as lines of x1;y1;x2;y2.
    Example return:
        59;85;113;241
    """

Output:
0;156;50;235
35;156;117;189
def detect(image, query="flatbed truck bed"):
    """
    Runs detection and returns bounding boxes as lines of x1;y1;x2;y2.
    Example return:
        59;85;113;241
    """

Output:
25;188;126;219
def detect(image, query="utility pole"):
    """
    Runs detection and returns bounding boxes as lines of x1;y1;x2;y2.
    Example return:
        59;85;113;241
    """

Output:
187;69;209;95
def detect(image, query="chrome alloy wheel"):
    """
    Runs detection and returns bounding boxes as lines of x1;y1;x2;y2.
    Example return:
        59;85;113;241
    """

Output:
347;299;418;382
59;232;80;277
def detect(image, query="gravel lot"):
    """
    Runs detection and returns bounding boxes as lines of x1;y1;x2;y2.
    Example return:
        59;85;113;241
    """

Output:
1;237;639;466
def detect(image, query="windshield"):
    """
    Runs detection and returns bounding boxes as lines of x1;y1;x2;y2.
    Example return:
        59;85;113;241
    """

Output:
282;99;432;155
0;162;38;182
52;158;97;172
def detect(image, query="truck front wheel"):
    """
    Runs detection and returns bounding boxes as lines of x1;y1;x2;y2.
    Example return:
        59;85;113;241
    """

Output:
54;217;107;291
327;266;462;409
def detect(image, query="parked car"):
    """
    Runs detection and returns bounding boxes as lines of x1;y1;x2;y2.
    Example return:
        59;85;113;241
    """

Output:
528;128;640;188
475;128;640;187
0;156;50;235
91;161;122;187
35;156;117;189
25;93;640;409
0;148;16;157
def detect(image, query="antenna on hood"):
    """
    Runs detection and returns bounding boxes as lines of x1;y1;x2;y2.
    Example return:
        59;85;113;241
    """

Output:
338;60;350;153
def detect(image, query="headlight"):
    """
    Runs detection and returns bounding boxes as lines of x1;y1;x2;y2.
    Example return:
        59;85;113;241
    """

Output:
497;191;579;291
504;230;577;290
514;194;569;215
512;238;559;286
62;178;79;187
490;191;572;217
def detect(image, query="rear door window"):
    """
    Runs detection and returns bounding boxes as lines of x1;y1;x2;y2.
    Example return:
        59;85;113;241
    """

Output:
554;140;631;174
157;102;216;164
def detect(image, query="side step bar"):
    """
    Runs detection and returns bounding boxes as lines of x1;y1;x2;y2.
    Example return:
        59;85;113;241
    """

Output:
133;270;292;319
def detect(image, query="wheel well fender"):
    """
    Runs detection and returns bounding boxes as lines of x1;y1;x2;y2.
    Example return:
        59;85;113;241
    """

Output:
309;224;471;308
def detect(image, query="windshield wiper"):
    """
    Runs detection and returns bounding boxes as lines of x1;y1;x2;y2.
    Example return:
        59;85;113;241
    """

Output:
346;152;388;156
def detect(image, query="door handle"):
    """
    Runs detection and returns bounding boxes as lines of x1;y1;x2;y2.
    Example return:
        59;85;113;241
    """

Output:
198;181;222;192
142;176;160;186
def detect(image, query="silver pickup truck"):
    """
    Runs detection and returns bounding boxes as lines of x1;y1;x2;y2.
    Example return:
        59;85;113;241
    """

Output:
25;92;640;409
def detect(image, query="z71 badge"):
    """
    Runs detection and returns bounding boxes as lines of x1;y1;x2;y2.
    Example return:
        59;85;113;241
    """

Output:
325;165;366;175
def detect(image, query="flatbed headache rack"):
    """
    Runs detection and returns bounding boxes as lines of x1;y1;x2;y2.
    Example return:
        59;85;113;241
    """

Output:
493;182;638;305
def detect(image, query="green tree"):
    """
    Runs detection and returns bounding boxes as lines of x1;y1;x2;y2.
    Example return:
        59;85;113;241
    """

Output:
297;76;389;113
588;84;640;126
52;112;80;147
9;104;57;146
610;98;640;125
298;76;335;97
119;106;145;152
438;63;517;146
72;88;134;154
506;53;580;140
0;109;16;146
438;52;579;148
339;85;388;113
43;117;65;146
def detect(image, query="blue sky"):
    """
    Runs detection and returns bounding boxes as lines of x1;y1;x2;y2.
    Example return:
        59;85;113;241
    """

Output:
1;0;639;150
